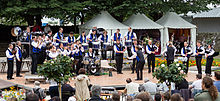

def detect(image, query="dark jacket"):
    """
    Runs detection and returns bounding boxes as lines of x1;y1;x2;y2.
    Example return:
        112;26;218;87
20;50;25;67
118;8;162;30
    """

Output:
175;78;189;90
166;46;175;61
89;96;105;101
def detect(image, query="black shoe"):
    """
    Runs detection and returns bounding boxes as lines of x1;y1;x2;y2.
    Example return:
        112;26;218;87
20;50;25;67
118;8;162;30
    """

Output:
7;78;11;80
148;71;151;73
11;78;14;79
131;72;134;74
16;75;23;77
118;72;123;74
135;79;140;81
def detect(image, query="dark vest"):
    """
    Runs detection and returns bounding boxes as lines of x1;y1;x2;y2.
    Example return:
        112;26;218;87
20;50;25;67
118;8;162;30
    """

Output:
166;46;175;61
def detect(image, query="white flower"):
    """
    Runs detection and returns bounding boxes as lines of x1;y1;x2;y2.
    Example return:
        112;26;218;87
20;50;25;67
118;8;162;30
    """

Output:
180;70;184;73
51;61;54;64
63;54;66;56
176;63;180;67
71;57;74;60
161;64;165;67
174;59;178;62
178;67;181;70
43;61;46;64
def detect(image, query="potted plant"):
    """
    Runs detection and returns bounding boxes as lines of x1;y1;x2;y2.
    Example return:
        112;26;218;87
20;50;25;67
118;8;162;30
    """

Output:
38;55;73;100
152;62;186;94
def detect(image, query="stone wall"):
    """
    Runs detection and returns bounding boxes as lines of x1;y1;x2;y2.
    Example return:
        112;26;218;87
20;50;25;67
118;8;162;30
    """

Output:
196;33;220;51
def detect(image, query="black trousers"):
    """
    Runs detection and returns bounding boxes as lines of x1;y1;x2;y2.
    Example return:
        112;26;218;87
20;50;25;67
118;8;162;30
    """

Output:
7;60;14;79
195;56;202;74
136;62;145;80
167;60;174;67
116;55;123;73
127;47;132;57
31;53;38;74
147;54;155;73
101;49;107;60
75;57;82;75
16;58;22;76
183;57;190;74
205;57;213;75
132;59;136;73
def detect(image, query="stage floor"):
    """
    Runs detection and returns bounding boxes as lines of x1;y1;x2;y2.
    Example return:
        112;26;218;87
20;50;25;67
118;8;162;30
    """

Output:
0;70;209;90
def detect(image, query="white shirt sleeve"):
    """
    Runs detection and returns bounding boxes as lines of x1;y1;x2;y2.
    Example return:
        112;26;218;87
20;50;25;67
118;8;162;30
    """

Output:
200;47;205;54
6;49;14;58
181;48;185;56
146;45;151;54
31;41;38;48
85;52;89;57
187;47;192;54
98;36;102;42
111;34;114;41
86;34;91;40
77;36;80;40
133;32;137;39
53;33;57;39
15;47;20;60
207;49;215;56
114;45;117;53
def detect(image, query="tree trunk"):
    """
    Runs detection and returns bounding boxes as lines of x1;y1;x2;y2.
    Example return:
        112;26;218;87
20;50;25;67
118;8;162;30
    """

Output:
36;15;42;26
74;15;77;33
25;15;34;26
58;83;62;100
81;12;84;25
168;85;171;95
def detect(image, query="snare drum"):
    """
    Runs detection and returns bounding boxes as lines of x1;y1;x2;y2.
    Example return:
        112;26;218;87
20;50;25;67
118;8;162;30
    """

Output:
61;41;68;46
103;43;110;50
125;40;132;47
92;42;100;50
82;43;89;50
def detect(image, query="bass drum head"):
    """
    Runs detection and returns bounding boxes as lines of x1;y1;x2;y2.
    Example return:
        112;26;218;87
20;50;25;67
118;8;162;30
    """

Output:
89;65;100;75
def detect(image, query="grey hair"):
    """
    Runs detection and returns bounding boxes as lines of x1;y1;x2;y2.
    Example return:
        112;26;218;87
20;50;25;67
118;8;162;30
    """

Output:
139;85;145;92
91;85;102;96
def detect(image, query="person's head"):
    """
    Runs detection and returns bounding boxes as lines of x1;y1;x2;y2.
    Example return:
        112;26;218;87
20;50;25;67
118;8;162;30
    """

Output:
135;92;152;101
26;93;39;101
89;48;93;53
34;81;40;87
154;93;162;101
7;97;17;101
104;30;107;36
48;31;52;35
93;26;97;29
69;31;74;37
133;99;141;101
196;74;202;80
16;41;21;46
208;44;212;49
112;93;120;101
82;31;85;36
139;85;145;92
202;77;218;101
135;46;139;52
116;39;120;44
116;29;120;33
75;40;80;45
9;44;13;49
92;30;96;34
126;78;132;83
144;78;149;83
78;68;86;74
59;27;63;33
46;24;49;27
59;43;63;48
91;85;102;97
197;41;201;46
26;27;30;32
148;40;152;45
170;93;183;101
133;39;137;45
184;42;188;47
163;92;171;101
51;96;60;101
128;27;132;32
214;71;220;81
32;36;37;42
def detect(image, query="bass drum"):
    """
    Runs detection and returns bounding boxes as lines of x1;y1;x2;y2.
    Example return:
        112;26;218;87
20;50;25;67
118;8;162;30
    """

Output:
88;62;100;75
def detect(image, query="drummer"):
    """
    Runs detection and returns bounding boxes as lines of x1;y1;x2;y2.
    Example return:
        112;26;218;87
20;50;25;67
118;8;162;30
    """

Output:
53;27;64;44
66;31;75;44
57;43;64;55
111;29;122;59
98;30;109;59
87;29;98;48
85;48;95;59
77;31;87;44
125;27;137;57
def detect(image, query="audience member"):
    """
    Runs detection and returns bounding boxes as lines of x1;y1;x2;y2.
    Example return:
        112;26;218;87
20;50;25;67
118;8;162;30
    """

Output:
7;97;17;101
163;92;171;101
62;82;75;101
75;68;90;101
33;81;46;100
49;80;59;98
189;74;202;96
135;92;152;101
142;78;157;97
50;96;61;101
214;71;220;92
89;85;105;101
138;85;145;93
26;93;39;101
170;93;183;101
175;78;189;90
124;78;139;97
111;93;120;101
154;93;162;101
133;99;141;101
194;77;220;101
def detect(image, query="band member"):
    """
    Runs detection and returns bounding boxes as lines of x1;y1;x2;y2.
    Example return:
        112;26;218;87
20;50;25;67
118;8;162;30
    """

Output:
66;31;75;44
15;41;23;77
38;36;46;64
45;31;53;43
57;43;64;55
85;48;95;59
195;41;205;74
87;30;97;48
130;39;138;73
48;45;58;60
114;39;126;74
111;29;122;59
181;42;192;74
31;36;42;74
125;27;137;57
6;44;14;80
77;31;87;43
25;27;32;42
146;40;158;73
74;42;84;74
98;30;109;59
135;46;145;80
53;27;64;44
63;46;71;56
205;44;215;77
162;42;176;66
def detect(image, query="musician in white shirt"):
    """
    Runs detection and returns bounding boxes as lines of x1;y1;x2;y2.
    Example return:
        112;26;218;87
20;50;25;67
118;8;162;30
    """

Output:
125;27;137;57
6;44;14;80
85;48;95;59
31;36;42;74
15;41;23;77
181;42;192;74
77;31;87;43
146;40;158;73
98;30;109;59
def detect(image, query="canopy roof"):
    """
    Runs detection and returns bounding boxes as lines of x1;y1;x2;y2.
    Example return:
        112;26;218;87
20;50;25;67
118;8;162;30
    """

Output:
123;13;163;29
79;11;128;29
193;7;220;18
156;12;196;29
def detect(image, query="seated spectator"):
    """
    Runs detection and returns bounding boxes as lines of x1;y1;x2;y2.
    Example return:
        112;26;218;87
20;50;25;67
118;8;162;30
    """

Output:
142;78;157;97
163;92;171;101
138;85;145;93
26;93;39;101
49;80;59;98
154;93;161;101
123;78;139;97
7;97;17;101
133;99;141;101
62;82;75;101
75;68;90;101
194;77;220;101
214;71;220;92
112;93;120;101
89;85;105;101
159;82;175;92
135;92;152;101
50;96;60;101
170;93;183;101
33;81;46;100
175;78;189;90
189;74;202;96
